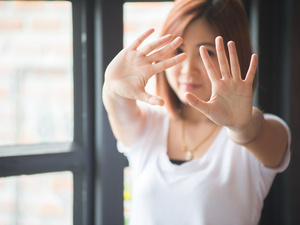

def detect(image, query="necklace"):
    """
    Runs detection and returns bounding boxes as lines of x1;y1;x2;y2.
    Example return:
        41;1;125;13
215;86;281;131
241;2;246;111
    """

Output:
181;118;218;161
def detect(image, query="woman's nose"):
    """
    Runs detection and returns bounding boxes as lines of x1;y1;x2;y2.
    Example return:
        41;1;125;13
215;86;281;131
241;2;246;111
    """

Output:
181;55;200;76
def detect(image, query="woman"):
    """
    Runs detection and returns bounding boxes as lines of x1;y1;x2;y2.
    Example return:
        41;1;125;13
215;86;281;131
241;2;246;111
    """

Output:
103;0;291;224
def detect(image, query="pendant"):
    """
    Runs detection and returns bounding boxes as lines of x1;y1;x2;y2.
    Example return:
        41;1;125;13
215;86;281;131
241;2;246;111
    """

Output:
185;151;193;161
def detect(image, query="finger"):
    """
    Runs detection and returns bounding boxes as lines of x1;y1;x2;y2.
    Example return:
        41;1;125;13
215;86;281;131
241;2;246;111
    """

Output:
135;92;164;106
199;45;219;83
146;37;183;62
139;34;174;56
215;36;231;79
227;41;241;80
245;54;258;84
153;53;187;74
129;28;155;50
184;92;209;114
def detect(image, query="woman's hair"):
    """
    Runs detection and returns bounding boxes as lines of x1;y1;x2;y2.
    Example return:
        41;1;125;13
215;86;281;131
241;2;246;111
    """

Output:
155;0;254;118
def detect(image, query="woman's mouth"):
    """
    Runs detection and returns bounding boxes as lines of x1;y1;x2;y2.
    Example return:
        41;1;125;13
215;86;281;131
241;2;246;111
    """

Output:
179;83;201;91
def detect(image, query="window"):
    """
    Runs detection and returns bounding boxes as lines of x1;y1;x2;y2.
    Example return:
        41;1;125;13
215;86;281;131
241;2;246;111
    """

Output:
0;1;94;225
123;2;173;96
0;1;73;146
0;172;73;225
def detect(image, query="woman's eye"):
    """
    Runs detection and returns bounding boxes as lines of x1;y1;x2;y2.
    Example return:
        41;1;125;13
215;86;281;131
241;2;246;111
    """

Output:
207;50;215;56
175;48;183;54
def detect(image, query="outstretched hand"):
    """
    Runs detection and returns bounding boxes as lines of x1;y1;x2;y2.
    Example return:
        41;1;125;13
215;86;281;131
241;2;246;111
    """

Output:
105;28;187;106
185;36;258;129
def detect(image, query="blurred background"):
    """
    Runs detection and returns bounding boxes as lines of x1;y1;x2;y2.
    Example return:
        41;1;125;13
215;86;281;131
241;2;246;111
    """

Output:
0;1;73;225
0;1;172;224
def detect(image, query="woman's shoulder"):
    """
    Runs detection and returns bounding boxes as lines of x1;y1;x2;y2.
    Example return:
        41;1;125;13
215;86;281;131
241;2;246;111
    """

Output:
263;113;291;145
140;102;169;121
117;103;170;158
263;113;290;130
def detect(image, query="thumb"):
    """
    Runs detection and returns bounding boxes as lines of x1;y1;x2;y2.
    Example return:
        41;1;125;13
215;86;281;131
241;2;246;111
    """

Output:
136;92;165;106
184;92;209;114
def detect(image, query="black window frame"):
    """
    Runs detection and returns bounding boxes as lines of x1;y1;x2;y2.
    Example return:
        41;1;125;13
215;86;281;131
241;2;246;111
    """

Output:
0;0;95;225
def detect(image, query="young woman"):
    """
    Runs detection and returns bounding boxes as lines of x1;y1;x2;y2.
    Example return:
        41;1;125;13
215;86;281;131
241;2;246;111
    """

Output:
103;0;291;224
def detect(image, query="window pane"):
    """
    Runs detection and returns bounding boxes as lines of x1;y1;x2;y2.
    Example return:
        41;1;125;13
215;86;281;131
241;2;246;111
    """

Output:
123;3;173;224
123;2;173;47
0;1;73;146
0;171;73;225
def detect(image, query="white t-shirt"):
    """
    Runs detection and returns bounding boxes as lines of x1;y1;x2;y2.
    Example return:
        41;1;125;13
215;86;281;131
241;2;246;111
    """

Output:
118;106;291;225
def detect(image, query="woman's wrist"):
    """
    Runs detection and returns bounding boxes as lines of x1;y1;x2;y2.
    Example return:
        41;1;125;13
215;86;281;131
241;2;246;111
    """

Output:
226;107;264;145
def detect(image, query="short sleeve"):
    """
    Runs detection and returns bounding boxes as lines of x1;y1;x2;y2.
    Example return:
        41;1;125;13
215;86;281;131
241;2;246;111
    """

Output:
116;104;166;157
117;105;169;180
261;114;291;173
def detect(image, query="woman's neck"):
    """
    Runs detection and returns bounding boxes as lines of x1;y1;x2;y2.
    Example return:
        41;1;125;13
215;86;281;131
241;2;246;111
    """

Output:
181;104;211;123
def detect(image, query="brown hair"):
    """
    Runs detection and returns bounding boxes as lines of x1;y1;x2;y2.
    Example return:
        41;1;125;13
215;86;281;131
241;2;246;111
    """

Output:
156;0;255;117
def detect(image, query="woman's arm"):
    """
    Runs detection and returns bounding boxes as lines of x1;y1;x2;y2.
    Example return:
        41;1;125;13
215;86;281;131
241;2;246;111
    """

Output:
227;107;289;168
102;83;147;146
184;36;288;168
102;29;186;146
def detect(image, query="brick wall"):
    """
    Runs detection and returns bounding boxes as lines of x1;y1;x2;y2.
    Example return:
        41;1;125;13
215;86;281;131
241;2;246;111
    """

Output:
0;172;73;225
0;2;73;225
0;1;73;146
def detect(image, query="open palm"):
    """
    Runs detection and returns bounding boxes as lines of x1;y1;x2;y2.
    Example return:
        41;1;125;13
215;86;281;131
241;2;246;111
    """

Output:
105;29;187;106
185;36;258;129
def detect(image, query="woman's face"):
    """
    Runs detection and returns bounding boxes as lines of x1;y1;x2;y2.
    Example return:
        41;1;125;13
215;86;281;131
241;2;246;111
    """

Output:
165;18;221;104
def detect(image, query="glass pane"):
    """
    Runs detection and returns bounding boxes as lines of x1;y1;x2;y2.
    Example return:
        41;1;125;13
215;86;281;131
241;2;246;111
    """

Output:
123;2;173;47
0;1;73;146
123;3;174;224
0;171;73;225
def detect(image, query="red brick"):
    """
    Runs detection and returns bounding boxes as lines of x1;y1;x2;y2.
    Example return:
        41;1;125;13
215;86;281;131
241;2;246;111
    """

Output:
0;2;6;8
0;19;23;30
52;176;73;191
124;22;139;33
52;1;72;9
50;42;73;56
14;43;42;56
31;19;60;30
126;2;167;10
14;1;43;9
0;88;9;99
36;203;64;216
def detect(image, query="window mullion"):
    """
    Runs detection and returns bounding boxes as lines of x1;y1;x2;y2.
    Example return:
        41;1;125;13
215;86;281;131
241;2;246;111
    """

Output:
0;145;86;177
